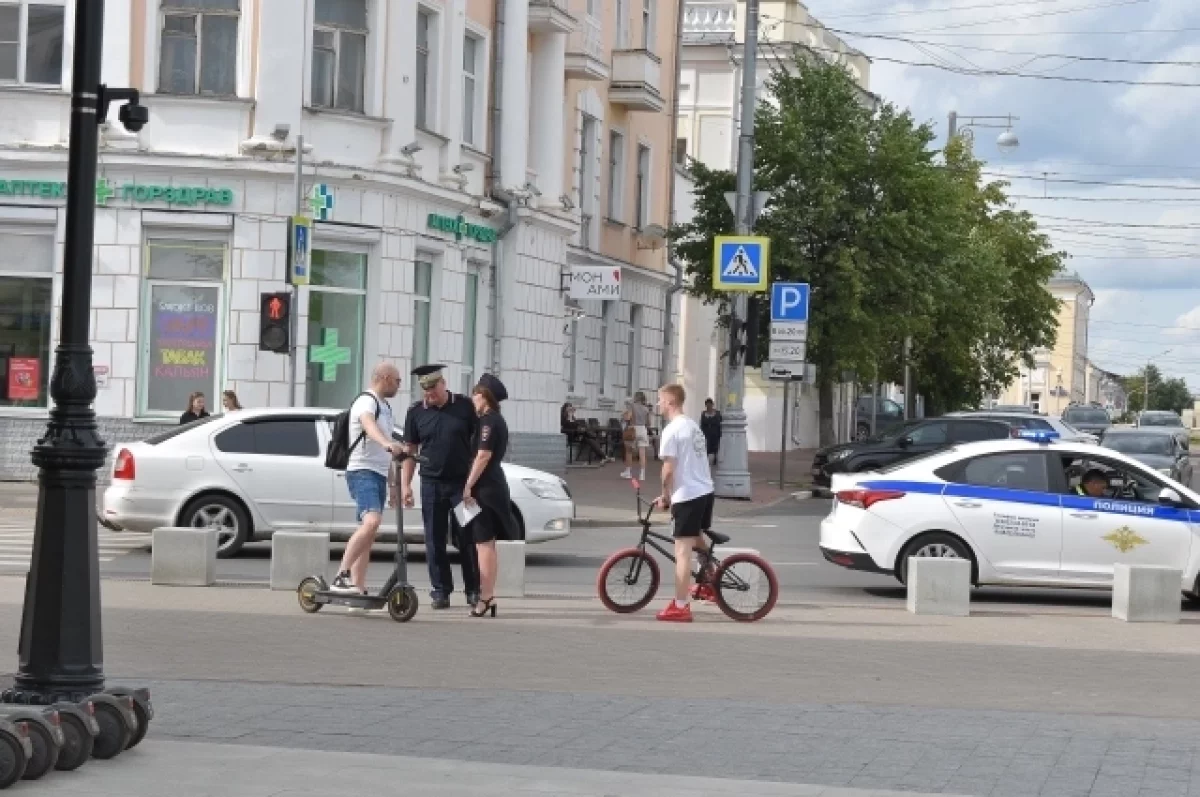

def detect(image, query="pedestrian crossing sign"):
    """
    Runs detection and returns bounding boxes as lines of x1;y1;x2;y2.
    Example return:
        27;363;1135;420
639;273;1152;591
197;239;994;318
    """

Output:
713;235;770;292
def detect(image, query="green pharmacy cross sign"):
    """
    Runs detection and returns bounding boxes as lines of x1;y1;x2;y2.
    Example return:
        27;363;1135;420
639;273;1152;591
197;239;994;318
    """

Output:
427;213;497;243
310;328;352;382
0;177;234;207
309;184;334;221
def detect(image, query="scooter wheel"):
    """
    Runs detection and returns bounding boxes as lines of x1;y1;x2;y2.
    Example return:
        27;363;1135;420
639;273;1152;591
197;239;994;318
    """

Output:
387;586;418;623
297;577;323;613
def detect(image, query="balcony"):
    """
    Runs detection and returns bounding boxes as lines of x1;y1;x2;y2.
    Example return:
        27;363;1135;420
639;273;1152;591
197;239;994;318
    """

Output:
529;0;576;34
565;16;608;80
683;1;736;42
609;49;665;112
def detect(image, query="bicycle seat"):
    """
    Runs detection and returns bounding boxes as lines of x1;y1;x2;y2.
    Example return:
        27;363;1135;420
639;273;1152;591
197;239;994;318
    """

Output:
704;530;730;545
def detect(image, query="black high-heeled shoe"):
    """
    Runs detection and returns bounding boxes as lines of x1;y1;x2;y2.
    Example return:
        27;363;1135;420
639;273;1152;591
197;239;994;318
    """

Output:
469;598;497;618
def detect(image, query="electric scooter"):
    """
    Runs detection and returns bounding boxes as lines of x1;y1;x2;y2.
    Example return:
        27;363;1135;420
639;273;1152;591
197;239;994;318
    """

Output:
296;452;422;622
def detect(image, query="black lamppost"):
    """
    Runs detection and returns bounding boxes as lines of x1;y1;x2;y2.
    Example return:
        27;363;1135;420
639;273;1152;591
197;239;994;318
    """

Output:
5;0;146;704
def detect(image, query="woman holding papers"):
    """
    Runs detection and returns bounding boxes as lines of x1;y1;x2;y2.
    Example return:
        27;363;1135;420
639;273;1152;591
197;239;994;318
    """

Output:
462;373;518;618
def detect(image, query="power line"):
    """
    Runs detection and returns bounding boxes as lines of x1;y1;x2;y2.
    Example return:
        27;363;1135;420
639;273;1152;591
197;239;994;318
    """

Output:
984;173;1200;191
1034;214;1200;230
855;0;1150;35
1010;195;1200;204
820;0;1077;21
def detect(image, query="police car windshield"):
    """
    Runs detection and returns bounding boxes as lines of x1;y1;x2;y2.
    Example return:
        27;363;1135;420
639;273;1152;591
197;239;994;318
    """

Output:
1102;434;1174;456
1141;413;1182;427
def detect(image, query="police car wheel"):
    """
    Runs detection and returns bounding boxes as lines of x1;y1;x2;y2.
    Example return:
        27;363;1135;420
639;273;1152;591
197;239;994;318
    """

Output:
897;532;974;585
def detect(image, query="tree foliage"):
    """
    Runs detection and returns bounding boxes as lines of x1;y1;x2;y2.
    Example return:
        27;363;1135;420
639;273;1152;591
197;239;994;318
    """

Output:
673;56;1064;443
1122;364;1192;415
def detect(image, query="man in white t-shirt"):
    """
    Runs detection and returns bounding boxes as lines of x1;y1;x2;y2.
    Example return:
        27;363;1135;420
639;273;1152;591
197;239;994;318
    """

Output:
330;362;401;593
652;383;716;623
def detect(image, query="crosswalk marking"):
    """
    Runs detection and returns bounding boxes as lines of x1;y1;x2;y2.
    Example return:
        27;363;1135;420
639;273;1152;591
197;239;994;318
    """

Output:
0;523;149;569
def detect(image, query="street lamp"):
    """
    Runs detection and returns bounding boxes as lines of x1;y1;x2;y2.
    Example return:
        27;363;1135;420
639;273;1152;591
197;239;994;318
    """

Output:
947;111;1021;153
4;0;147;705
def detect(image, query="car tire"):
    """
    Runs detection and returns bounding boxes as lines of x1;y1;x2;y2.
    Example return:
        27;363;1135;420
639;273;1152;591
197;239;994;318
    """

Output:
896;532;975;585
180;494;251;559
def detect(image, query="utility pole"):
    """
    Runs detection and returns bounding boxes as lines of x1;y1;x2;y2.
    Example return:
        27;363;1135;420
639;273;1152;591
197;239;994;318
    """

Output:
903;336;912;420
289;135;304;407
714;0;760;499
1144;364;1150;413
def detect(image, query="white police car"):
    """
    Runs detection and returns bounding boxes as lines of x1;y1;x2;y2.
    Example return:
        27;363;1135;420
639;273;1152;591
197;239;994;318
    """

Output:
819;431;1200;602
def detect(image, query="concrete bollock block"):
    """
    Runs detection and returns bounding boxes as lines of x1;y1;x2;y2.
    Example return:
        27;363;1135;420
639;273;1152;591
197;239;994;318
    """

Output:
270;532;331;590
495;541;526;598
151;527;217;587
1112;564;1182;623
906;557;971;616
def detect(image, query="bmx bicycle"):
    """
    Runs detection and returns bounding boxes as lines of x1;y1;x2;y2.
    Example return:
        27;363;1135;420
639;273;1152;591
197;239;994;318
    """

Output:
596;482;779;621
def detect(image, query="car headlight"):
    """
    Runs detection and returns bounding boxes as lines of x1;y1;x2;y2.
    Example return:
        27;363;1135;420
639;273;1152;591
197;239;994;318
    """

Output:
522;478;568;500
829;449;852;461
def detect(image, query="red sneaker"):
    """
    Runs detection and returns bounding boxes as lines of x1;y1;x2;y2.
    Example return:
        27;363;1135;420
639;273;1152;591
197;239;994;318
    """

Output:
656;602;693;622
690;583;717;603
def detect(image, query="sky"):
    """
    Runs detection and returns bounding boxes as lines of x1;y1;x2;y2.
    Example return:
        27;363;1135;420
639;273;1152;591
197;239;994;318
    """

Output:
799;0;1200;391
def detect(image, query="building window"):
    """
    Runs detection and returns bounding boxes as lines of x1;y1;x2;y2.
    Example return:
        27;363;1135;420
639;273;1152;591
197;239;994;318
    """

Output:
599;301;613;396
305;249;367;410
311;0;368;113
615;0;629;48
415;8;433;129
158;0;239;96
460;269;479;394
0;1;65;86
462;33;481;147
674;137;688;166
138;239;227;417
0;232;52;409
642;0;655;51
607;130;625;222
626;304;641;394
411;259;433;400
635;144;650;230
579;114;598;248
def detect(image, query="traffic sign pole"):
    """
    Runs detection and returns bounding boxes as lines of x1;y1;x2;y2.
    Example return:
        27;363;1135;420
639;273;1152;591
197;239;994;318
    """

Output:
713;0;761;500
288;134;304;408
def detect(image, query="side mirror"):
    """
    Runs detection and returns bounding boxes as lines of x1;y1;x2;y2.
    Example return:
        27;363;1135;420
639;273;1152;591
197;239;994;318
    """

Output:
1159;487;1183;506
898;436;913;449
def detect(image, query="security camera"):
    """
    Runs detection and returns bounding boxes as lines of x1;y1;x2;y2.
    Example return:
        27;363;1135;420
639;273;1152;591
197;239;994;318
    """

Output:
271;123;290;142
117;99;149;133
523;181;543;198
559;194;575;211
453;163;475;174
401;141;422;156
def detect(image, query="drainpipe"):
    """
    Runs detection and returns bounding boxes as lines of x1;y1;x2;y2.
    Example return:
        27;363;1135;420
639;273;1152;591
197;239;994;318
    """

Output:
488;200;519;374
657;0;687;389
486;0;512;374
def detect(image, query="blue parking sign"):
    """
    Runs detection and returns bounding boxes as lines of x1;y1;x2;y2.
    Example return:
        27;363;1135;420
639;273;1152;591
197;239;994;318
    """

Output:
770;283;809;322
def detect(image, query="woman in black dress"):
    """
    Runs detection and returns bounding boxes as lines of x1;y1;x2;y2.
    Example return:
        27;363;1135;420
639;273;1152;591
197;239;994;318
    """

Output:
180;392;211;425
463;374;520;618
700;398;723;465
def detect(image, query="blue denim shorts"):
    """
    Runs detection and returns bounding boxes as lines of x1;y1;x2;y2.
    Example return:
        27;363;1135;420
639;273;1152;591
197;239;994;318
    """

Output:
345;470;388;521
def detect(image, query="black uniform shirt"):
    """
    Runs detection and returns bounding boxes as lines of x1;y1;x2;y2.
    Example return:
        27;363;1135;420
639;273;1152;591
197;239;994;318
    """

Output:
473;410;509;484
403;392;478;482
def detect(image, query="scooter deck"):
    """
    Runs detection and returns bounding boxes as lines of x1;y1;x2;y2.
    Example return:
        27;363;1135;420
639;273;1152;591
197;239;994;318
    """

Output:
309;589;392;610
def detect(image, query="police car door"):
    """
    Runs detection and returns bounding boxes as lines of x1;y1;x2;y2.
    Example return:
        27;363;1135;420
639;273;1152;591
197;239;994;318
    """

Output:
1057;454;1192;585
939;450;1063;581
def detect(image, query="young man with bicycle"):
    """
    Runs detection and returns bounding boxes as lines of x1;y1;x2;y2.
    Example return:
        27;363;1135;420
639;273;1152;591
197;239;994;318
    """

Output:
652;383;716;622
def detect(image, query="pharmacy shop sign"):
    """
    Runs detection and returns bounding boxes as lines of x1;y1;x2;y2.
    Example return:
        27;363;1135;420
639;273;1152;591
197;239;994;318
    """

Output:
0;177;236;208
427;213;497;243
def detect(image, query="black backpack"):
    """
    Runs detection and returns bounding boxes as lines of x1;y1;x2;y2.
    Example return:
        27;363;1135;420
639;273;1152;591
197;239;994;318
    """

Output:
324;392;381;470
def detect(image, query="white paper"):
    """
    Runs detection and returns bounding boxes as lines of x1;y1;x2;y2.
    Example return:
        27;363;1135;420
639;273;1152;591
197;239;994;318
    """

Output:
454;500;481;527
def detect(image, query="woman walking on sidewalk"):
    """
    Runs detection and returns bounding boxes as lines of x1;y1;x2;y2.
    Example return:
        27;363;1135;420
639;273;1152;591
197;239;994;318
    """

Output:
621;392;652;481
700;398;722;466
463;374;520;618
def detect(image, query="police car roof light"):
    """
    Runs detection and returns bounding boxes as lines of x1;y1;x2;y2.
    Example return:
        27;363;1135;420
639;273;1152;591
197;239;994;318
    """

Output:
1016;430;1060;444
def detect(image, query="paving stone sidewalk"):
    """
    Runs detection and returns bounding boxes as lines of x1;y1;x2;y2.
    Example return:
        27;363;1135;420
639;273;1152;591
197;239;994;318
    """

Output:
141;680;1200;797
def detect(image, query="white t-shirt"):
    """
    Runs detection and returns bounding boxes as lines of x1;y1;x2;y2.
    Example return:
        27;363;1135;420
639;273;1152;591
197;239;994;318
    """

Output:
347;391;395;477
658;414;714;504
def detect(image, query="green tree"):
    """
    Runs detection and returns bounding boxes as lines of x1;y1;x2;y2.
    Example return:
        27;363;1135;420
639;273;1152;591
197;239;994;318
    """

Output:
673;57;1062;443
1124;365;1192;414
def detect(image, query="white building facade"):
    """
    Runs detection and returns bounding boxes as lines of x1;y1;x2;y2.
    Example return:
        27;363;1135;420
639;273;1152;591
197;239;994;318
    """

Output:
0;0;679;479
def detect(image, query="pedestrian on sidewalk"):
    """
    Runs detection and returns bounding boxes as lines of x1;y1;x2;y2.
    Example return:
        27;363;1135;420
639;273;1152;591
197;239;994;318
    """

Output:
620;392;652;481
222;390;243;412
179;392;210;425
653;383;716;623
330;362;402;593
402;364;481;610
463;374;519;618
700;398;722;466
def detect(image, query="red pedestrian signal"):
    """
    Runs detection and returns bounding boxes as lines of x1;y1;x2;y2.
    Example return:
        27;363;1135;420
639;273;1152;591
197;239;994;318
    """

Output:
260;292;290;353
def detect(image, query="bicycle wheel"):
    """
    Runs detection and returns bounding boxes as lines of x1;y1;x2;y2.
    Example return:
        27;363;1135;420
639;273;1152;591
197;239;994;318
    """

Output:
713;553;779;622
597;548;660;613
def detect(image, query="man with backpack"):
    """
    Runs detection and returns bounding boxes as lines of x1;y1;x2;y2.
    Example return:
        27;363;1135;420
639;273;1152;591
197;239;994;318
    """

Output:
329;362;402;593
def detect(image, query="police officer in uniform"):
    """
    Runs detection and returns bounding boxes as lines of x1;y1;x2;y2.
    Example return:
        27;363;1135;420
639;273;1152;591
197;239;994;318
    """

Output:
401;364;480;609
1075;468;1109;498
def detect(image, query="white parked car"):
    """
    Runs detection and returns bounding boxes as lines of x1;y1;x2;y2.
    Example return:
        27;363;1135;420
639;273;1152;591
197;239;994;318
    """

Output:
819;432;1200;602
101;408;574;557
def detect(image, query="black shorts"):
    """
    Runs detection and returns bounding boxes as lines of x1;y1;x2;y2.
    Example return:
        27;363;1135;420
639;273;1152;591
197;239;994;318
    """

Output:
671;493;715;538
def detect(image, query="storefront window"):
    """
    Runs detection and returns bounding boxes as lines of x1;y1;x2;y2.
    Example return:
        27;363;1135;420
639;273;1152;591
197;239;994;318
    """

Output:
138;239;226;416
0;232;53;409
306;249;366;410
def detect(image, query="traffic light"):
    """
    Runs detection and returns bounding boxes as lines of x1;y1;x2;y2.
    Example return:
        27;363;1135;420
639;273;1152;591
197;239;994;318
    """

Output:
744;297;761;366
259;292;290;353
729;317;745;366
